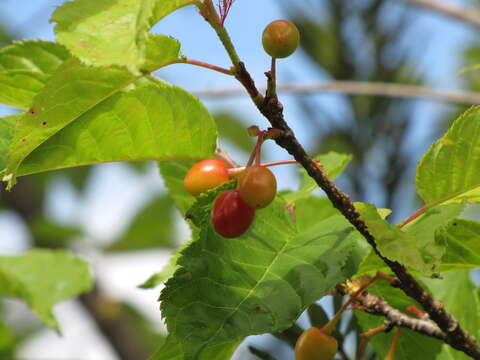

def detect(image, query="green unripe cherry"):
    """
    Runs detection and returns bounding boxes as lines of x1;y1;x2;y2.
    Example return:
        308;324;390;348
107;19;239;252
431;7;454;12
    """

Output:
262;20;300;58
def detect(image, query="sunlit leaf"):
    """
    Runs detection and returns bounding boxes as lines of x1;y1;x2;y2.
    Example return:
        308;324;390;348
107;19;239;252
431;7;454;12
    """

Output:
0;114;19;170
0;40;69;109
4;68;216;187
416;106;480;206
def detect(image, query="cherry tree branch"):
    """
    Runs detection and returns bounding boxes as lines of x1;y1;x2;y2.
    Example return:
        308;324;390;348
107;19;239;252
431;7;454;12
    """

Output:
398;0;480;30
198;2;480;358
357;291;446;340
191;81;480;105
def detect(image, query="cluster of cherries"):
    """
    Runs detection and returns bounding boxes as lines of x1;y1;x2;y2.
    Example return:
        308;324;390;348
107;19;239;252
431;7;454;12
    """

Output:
183;129;277;238
183;18;301;238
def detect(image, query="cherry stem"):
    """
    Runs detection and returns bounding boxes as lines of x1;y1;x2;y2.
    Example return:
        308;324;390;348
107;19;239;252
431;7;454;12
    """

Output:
174;58;233;75
385;328;402;360
246;131;265;167
398;205;428;228
255;135;264;165
266;57;277;98
360;324;388;338
215;148;238;168
228;159;297;176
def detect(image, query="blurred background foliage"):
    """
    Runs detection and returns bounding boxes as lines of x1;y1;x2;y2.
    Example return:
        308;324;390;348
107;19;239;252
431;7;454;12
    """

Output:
0;0;479;359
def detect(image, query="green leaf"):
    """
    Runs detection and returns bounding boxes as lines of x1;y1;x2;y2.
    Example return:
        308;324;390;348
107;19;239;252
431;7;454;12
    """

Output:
439;219;480;271
356;202;463;275
158;160;198;215
0;114;19;171
307;303;329;328
0;40;70;109
5;73;216;186
285;152;351;202
148;335;239;360
214;112;255;154
51;0;186;68
52;0;151;67
152;0;200;23
108;195;176;251
139;239;194;289
358;218;480;275
30;217;82;248
0;249;93;329
354;280;442;359
3;58;137;185
160;188;367;359
416;106;480;206
294;196;339;232
423;270;480;360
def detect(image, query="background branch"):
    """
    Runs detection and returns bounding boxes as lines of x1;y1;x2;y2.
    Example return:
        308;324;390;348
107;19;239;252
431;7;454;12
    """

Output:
192;81;480;104
398;0;480;29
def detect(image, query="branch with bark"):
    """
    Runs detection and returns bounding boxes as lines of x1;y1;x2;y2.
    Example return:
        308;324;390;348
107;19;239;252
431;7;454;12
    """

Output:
198;1;480;358
356;291;446;341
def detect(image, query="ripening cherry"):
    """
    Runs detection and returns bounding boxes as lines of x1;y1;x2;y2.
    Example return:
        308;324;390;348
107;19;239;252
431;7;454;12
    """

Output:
262;20;300;58
295;327;338;360
211;190;255;238
183;158;230;196
238;165;277;209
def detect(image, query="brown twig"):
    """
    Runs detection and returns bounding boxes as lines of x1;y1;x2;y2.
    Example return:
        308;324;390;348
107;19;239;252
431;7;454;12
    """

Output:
358;291;446;341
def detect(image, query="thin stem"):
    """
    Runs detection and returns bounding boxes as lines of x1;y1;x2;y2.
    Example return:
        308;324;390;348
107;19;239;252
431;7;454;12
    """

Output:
360;324;388;338
169;58;233;75
266;57;277;98
215;148;238;168
228;159;297;176
385;328;402;360
201;0;241;66
255;135;264;165
398;205;428;228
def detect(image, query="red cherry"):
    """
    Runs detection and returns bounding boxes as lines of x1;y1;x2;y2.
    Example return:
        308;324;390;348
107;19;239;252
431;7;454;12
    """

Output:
212;190;255;238
183;158;230;196
295;327;338;360
238;165;277;209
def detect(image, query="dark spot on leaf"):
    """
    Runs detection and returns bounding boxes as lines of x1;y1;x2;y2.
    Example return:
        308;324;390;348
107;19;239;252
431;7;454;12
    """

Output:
253;306;261;312
28;108;37;115
21;138;27;142
41;122;47;126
